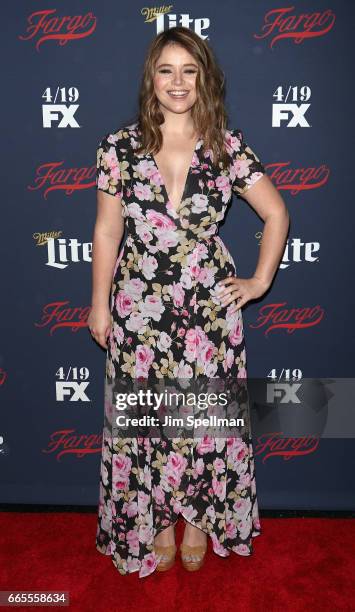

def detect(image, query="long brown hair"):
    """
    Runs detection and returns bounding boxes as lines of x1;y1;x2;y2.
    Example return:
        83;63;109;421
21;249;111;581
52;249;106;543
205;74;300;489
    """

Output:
131;26;231;169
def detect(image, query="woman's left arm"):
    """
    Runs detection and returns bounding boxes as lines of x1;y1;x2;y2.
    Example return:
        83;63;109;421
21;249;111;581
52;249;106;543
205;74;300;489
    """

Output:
216;174;290;309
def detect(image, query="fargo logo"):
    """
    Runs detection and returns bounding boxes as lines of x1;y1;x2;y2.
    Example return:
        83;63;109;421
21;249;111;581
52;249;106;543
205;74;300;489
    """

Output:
18;9;97;52
254;7;336;49
43;430;102;461
267;162;330;193
250;303;324;336
254;432;320;462
28;162;95;199
141;6;210;39
35;301;91;335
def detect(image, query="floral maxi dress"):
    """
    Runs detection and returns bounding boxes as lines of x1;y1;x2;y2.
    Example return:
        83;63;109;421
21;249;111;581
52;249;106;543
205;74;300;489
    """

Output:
95;121;266;578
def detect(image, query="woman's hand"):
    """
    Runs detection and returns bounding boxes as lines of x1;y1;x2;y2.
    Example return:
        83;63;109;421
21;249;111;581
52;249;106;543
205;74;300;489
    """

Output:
87;305;111;349
215;275;270;311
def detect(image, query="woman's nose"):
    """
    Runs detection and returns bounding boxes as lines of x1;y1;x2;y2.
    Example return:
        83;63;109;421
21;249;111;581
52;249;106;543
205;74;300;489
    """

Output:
172;71;183;86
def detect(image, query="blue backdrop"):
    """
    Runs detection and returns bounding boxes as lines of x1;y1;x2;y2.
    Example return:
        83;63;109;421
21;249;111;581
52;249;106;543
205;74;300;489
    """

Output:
1;1;354;509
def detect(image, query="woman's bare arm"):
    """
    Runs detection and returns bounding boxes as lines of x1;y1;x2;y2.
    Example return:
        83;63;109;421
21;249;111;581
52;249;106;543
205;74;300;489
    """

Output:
88;191;125;347
216;175;290;309
241;174;290;290
91;190;125;307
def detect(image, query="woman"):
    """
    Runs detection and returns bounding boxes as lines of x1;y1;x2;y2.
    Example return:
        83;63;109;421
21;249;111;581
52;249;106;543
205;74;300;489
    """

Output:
88;26;289;578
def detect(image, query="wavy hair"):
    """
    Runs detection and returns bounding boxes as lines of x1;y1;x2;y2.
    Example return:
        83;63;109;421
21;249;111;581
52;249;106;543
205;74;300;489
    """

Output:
130;26;231;168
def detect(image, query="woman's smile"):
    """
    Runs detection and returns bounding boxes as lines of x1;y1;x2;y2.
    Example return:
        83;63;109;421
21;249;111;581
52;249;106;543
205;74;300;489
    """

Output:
167;90;189;99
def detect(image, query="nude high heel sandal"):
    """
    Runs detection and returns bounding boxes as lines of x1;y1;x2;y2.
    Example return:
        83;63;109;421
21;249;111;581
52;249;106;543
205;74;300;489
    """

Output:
154;544;177;572
180;543;207;572
180;519;207;571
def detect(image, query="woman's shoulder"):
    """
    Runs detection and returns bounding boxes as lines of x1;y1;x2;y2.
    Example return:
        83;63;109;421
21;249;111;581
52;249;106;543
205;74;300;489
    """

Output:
223;127;244;157
225;126;244;142
97;121;140;151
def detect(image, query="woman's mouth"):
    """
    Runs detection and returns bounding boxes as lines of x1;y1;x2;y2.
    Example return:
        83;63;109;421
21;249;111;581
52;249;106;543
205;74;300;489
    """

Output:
167;90;189;99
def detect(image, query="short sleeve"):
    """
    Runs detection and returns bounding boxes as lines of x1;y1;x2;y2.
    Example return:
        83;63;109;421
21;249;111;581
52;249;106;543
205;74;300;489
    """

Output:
229;128;266;196
96;132;123;198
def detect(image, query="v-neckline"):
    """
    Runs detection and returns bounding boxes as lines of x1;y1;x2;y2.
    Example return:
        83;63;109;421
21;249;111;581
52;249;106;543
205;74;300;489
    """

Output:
150;136;201;213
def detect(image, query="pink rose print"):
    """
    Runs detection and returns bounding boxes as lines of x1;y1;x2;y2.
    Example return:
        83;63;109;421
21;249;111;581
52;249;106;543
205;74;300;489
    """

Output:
191;193;209;213
170;282;185;308
137;159;161;182
138;253;158;280
139;294;164;321
126;312;149;333
124;278;146;301
115;290;134;318
141;553;157;577
146;210;177;230
113;454;132;490
212;477;226;501
134;181;154;201
126;529;139;556
228;319;243;347
135;344;154;378
196;435;215;455
97;171;110;191
213;457;225;474
157;331;172;352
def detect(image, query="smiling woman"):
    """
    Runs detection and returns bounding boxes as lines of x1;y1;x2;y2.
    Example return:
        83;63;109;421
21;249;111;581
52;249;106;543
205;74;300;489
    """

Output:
147;44;201;213
89;26;289;579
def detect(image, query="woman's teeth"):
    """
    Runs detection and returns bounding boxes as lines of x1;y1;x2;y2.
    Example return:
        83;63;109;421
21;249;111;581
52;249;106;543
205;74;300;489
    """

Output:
168;91;189;98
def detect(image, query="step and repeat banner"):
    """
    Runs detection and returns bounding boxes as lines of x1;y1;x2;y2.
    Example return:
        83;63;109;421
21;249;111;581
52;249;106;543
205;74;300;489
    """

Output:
1;1;354;509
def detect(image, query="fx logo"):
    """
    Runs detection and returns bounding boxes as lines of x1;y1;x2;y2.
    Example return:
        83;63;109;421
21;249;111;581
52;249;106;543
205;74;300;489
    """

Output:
43;105;80;128
267;383;302;403
272;104;310;127
56;381;90;401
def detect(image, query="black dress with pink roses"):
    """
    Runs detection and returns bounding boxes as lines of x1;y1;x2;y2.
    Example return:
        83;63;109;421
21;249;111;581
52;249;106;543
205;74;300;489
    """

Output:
95;121;266;577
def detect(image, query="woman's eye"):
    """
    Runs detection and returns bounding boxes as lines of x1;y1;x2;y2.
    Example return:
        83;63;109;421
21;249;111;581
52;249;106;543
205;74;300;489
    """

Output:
157;69;198;75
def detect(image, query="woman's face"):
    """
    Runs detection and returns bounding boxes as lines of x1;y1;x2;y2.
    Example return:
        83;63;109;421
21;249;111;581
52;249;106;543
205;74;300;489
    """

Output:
153;43;198;116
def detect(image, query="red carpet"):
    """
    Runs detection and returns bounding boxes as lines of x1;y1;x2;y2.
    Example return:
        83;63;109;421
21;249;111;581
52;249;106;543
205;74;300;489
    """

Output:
0;513;354;612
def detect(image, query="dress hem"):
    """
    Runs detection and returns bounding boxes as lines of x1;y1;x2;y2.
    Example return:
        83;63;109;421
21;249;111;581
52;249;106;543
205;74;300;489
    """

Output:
96;521;262;578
